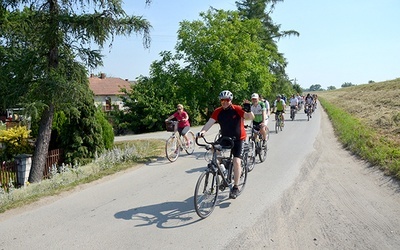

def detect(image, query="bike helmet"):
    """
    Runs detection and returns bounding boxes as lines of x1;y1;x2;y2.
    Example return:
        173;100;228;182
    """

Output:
219;90;233;100
276;94;281;98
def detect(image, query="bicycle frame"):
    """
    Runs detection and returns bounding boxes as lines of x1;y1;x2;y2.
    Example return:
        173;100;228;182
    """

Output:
198;136;234;189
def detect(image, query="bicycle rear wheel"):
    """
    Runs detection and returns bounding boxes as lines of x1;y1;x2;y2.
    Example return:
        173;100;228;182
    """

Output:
165;136;179;162
184;131;196;155
194;171;219;219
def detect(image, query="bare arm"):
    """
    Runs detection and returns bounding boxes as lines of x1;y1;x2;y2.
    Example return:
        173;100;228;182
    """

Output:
199;118;216;135
244;111;254;120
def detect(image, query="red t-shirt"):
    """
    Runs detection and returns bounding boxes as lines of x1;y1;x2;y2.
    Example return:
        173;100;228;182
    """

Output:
211;104;246;140
173;111;190;128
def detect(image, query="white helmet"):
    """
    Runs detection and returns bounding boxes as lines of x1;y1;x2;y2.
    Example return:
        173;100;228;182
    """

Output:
219;90;233;100
251;93;259;99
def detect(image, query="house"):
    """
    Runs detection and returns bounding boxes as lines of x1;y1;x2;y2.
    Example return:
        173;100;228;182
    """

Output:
88;73;133;111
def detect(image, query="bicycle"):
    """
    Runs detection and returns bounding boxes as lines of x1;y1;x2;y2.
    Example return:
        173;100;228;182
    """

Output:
290;106;297;121
194;136;248;219
165;121;195;162
244;124;267;168
305;104;313;121
274;111;284;133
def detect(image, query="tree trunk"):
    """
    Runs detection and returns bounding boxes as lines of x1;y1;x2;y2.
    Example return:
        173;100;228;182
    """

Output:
28;104;55;183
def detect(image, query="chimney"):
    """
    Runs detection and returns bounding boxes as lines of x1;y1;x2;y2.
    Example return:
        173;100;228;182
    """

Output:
100;73;106;79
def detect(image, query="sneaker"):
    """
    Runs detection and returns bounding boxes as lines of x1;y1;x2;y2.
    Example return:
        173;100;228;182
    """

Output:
230;186;239;199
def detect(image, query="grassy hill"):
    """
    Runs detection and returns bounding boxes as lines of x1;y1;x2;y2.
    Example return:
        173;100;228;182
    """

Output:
316;78;400;178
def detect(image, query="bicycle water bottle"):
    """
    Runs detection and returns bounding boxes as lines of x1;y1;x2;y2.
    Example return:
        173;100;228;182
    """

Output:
220;164;227;176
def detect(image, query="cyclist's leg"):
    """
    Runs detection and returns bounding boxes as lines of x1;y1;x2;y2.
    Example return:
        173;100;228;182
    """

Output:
231;141;243;186
264;117;270;140
181;126;191;147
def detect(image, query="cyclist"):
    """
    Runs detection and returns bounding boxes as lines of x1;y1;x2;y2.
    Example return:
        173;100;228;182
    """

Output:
249;93;268;146
197;90;254;199
273;94;286;125
260;95;271;132
296;93;303;110
305;93;314;117
289;94;299;119
165;104;191;147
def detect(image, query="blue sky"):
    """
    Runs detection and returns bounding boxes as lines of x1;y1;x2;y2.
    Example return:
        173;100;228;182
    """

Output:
95;0;400;89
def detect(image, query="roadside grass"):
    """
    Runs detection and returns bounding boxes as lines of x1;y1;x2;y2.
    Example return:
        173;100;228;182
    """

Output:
0;139;165;213
317;79;400;179
319;98;400;177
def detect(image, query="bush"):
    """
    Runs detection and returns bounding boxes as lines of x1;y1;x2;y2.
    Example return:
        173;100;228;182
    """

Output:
0;126;33;161
95;110;114;150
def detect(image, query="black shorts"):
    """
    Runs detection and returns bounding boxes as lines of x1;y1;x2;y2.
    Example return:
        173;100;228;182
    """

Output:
217;137;244;159
252;121;262;131
231;140;244;159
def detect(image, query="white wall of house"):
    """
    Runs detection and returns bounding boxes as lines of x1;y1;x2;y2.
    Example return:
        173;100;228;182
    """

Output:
93;96;127;111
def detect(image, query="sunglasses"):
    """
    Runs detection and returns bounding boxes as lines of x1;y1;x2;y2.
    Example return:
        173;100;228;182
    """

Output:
177;108;182;110
220;99;230;102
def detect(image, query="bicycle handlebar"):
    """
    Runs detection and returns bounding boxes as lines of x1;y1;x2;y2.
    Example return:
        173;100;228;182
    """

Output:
195;135;235;150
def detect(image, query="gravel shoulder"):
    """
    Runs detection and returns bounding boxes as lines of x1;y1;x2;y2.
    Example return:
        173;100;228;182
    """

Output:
228;108;400;249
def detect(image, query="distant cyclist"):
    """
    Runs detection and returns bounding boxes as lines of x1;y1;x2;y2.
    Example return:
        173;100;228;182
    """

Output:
249;93;268;145
273;95;286;125
289;94;299;119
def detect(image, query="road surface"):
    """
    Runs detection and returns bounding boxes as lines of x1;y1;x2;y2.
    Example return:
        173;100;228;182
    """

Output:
1;106;400;249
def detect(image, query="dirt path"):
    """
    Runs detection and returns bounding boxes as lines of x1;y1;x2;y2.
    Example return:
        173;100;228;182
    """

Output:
228;109;400;249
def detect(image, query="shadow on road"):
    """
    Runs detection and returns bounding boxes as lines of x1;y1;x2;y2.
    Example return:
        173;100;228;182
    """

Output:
114;195;233;228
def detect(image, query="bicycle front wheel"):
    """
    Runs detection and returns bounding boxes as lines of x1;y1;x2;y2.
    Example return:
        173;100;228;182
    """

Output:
246;140;256;172
165;136;179;162
233;160;248;196
194;171;219;219
184;131;196;155
275;119;279;134
259;140;268;163
204;149;212;162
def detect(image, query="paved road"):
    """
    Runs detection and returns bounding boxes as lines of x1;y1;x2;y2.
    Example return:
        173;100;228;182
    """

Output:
4;106;397;249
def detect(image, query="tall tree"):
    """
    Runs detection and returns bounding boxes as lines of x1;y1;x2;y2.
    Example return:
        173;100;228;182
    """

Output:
235;0;299;97
0;1;152;182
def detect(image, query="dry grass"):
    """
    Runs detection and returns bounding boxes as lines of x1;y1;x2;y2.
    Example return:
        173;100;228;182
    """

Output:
317;78;400;145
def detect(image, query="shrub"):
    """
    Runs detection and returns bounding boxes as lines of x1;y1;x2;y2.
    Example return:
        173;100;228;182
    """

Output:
0;126;33;161
95;110;114;150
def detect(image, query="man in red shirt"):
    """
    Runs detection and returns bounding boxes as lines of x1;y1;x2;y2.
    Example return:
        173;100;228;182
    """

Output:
198;90;254;199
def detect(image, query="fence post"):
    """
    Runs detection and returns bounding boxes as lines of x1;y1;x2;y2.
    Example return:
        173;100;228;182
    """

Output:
15;154;32;187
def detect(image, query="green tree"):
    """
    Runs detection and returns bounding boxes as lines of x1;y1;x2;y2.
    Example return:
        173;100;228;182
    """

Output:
327;86;336;90
341;82;355;88
309;84;323;91
176;9;275;118
1;1;152;182
235;0;299;99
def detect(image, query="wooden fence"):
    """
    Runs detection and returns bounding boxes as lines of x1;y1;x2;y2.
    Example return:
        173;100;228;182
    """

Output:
0;149;63;191
0;161;18;192
43;149;64;178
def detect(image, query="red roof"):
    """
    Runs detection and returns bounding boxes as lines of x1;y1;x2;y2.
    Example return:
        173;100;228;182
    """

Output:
89;74;132;96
